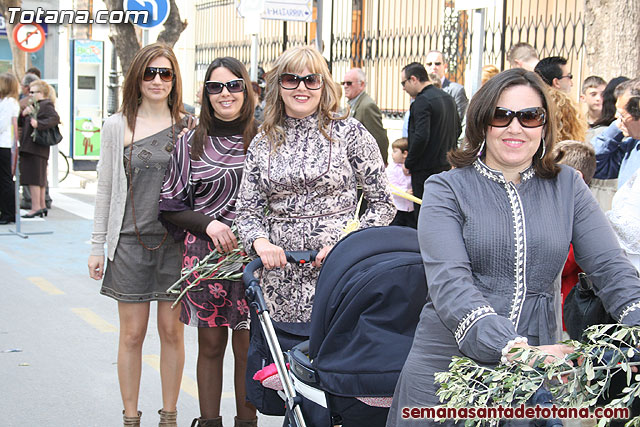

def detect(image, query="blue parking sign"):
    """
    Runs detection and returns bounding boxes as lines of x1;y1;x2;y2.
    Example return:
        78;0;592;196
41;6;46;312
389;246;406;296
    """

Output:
124;0;170;28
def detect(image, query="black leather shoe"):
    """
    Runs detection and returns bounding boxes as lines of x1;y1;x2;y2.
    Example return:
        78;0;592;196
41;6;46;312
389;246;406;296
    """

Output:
0;218;14;225
21;210;45;218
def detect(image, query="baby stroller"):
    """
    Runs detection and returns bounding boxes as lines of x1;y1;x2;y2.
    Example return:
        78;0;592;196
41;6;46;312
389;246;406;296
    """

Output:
243;226;427;427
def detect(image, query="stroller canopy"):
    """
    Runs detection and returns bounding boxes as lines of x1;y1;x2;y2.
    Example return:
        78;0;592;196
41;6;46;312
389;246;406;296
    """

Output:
309;226;427;397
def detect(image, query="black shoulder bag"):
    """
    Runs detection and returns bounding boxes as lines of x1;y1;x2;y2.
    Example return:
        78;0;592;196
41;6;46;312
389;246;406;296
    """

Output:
563;272;615;340
33;126;63;147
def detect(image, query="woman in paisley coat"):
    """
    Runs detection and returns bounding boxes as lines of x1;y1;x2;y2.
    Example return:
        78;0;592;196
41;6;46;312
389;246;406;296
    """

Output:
235;45;395;324
160;57;258;427
386;69;640;426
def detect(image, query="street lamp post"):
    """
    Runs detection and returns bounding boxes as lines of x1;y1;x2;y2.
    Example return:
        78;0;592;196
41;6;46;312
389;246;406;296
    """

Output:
107;48;119;116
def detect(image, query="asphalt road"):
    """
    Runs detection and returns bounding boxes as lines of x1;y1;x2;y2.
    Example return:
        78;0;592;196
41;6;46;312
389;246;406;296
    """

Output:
0;174;283;427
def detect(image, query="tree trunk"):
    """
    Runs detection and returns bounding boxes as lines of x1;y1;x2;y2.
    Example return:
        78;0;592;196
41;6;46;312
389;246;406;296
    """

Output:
585;0;640;79
105;0;187;77
105;0;140;77
0;0;26;80
156;0;188;46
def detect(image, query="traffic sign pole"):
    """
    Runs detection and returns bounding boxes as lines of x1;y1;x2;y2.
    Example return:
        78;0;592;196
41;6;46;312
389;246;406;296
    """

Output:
251;35;259;81
238;0;265;82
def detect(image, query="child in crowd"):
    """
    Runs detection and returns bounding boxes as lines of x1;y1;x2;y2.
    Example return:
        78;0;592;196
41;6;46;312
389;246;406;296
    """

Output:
580;75;606;127
553;140;596;331
387;138;416;228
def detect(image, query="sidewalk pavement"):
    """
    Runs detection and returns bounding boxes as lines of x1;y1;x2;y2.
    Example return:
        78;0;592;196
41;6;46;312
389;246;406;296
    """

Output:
0;171;284;426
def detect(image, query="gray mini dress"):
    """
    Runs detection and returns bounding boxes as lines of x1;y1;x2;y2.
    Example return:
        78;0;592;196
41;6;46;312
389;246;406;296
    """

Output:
100;126;182;302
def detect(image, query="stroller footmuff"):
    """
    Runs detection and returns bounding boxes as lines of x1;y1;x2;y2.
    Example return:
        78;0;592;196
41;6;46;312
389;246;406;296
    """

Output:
291;226;427;426
244;226;427;427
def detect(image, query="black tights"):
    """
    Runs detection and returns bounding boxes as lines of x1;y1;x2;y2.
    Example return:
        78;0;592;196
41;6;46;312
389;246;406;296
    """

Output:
196;327;256;420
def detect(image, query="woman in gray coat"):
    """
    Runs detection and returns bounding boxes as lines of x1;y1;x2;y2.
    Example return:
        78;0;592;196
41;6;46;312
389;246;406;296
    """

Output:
387;69;640;426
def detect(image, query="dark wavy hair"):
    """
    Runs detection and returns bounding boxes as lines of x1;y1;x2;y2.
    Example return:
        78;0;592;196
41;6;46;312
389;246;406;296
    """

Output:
192;57;257;158
592;76;630;128
120;43;184;132
448;68;560;179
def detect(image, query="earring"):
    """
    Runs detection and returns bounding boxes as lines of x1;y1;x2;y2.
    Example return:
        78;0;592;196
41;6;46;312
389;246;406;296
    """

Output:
540;138;546;159
477;140;485;157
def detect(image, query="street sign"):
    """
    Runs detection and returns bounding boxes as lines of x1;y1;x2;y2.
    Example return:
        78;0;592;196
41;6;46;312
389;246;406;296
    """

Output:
238;0;312;23
124;0;170;28
237;0;265;34
12;23;45;53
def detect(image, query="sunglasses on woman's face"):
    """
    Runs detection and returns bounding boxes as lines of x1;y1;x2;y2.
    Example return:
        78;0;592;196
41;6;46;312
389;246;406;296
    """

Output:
490;107;547;128
204;79;245;95
143;67;174;82
279;73;323;90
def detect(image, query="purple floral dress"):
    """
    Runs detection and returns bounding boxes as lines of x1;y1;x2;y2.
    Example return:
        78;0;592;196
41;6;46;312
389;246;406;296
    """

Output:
160;130;249;329
236;114;396;323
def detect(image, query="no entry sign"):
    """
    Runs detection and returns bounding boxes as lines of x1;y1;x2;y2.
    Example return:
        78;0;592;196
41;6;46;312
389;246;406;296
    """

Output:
13;23;45;52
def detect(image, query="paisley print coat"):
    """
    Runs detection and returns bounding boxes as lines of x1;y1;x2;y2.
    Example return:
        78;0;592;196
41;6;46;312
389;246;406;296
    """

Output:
236;114;396;322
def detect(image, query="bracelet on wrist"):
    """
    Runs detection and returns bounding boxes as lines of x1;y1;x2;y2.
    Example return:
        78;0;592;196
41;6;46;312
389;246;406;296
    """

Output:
500;336;528;365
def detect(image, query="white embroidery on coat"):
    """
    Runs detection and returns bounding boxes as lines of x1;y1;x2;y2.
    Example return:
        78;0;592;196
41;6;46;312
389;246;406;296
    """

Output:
455;305;497;344
506;182;528;329
473;159;533;330
474;160;504;183
521;168;535;182
473;159;535;183
619;301;640;323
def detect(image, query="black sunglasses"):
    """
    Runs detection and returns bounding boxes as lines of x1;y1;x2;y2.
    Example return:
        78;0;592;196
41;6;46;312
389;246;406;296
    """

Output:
426;61;442;66
204;79;245;95
558;73;573;80
490;107;547;128
143;67;174;82
279;73;323;90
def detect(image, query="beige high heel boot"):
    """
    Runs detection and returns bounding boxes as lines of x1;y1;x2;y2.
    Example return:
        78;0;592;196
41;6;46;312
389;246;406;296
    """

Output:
158;409;178;427
123;410;142;427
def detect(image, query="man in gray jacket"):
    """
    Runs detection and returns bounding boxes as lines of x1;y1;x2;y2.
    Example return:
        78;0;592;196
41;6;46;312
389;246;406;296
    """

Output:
342;68;389;165
425;50;468;123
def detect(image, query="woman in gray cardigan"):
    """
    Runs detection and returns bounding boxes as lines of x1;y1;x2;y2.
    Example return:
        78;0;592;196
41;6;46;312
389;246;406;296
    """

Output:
88;43;187;427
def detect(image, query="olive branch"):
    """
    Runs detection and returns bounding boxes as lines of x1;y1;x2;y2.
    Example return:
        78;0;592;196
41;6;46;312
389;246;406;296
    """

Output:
165;225;252;309
435;324;640;427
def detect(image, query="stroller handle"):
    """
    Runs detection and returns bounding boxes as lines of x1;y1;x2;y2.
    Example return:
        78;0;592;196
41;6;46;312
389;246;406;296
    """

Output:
243;250;318;314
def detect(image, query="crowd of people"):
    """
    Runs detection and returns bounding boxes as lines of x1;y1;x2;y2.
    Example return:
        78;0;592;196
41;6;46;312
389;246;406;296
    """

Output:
82;39;640;427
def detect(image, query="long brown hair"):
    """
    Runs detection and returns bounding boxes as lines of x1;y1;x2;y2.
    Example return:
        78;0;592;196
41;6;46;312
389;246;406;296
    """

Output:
120;43;184;131
192;57;257;158
448;68;560;179
0;73;19;100
260;46;346;149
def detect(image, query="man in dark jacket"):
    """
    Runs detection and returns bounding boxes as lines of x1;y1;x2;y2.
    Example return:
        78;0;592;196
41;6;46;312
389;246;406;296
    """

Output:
401;62;461;217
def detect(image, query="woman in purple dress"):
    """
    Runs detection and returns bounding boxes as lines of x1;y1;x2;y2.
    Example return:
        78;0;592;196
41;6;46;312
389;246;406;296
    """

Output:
159;57;258;427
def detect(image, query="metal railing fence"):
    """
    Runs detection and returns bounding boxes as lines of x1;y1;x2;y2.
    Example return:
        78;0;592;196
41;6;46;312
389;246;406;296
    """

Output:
195;0;586;116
